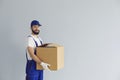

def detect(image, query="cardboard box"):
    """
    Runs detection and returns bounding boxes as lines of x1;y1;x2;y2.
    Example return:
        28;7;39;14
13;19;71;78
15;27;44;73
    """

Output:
36;43;64;70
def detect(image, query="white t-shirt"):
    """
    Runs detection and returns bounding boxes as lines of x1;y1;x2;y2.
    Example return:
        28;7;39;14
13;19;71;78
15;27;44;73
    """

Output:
26;34;43;60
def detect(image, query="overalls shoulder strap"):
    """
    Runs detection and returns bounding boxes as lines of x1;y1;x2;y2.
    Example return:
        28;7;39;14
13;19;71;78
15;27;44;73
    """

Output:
26;35;43;61
28;35;43;46
39;38;43;45
28;35;38;47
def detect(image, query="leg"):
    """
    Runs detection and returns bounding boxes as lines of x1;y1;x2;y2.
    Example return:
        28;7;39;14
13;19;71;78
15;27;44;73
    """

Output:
26;74;39;80
38;70;43;80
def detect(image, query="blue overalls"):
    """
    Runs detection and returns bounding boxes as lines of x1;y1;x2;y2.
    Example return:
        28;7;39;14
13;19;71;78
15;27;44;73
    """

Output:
26;35;43;80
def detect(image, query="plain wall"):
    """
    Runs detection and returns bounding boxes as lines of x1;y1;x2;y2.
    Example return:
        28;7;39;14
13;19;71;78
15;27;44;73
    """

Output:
1;0;120;80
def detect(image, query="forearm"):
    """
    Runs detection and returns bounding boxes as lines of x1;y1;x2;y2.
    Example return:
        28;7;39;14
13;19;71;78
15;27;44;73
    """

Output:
27;47;42;64
31;54;42;64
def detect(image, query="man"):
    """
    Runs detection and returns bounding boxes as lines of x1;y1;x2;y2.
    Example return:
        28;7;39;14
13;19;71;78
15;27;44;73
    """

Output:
26;20;50;80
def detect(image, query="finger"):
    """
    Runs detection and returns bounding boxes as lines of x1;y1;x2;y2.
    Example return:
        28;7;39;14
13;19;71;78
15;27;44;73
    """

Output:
46;67;51;71
47;64;51;66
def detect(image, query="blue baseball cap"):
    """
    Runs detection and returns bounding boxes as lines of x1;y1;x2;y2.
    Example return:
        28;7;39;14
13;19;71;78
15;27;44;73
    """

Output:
31;20;42;27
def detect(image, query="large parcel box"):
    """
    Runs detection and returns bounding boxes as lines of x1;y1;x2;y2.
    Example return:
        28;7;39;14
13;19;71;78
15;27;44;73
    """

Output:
36;43;64;70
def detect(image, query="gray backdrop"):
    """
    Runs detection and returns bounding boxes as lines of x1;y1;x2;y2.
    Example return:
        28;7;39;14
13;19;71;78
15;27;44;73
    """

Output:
1;0;120;80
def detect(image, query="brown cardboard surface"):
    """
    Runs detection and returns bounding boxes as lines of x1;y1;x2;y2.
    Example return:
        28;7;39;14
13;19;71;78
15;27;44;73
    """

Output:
36;43;64;70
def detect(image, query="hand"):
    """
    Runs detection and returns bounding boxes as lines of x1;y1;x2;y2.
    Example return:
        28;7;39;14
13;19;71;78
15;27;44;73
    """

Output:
40;43;49;47
40;62;51;71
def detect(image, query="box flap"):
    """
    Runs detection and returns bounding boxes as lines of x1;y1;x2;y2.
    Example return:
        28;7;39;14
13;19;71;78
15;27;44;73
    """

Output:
46;43;62;47
38;43;63;48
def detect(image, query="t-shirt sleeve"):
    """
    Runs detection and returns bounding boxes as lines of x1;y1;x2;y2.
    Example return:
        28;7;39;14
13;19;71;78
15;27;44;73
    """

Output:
27;37;35;47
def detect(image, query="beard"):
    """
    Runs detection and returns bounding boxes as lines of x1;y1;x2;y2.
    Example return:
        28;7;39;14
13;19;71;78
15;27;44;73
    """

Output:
32;29;40;35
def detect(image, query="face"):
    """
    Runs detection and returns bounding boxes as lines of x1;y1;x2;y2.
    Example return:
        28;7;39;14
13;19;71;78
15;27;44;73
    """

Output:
31;25;40;35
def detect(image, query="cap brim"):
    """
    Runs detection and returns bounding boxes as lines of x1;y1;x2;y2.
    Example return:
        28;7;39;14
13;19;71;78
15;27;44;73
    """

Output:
39;24;42;26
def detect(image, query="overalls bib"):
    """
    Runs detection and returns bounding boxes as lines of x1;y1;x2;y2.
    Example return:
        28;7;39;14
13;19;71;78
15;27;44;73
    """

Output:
26;35;43;80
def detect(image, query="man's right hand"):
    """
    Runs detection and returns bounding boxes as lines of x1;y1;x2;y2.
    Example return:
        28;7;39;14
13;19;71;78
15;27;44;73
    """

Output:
40;62;51;71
